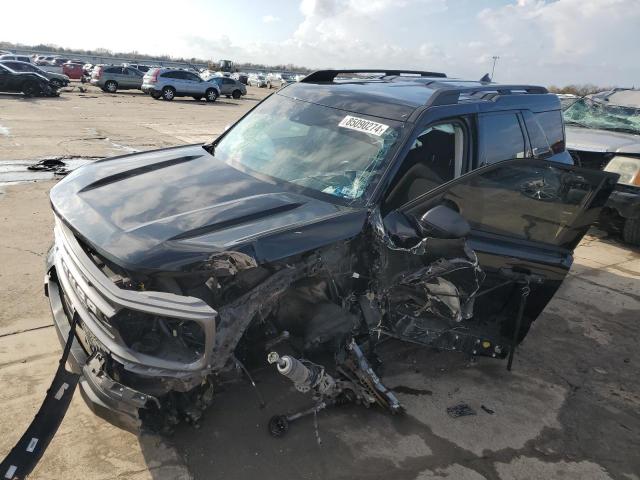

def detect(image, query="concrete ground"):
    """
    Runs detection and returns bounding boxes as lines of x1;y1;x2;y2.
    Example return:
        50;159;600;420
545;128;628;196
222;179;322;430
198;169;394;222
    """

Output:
0;85;639;480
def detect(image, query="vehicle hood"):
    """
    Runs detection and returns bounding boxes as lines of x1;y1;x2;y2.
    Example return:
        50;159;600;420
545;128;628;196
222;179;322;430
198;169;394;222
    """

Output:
50;145;367;273
565;126;640;154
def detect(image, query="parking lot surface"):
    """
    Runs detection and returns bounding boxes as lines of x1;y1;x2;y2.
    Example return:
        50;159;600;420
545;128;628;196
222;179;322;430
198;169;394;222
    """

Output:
0;86;638;480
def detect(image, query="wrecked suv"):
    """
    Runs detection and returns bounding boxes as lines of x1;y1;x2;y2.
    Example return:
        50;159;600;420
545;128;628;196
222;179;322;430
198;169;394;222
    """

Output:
46;69;617;433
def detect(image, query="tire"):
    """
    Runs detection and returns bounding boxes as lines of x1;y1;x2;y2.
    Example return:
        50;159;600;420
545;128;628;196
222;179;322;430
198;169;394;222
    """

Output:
232;89;242;99
162;86;175;101
192;96;202;101
205;88;218;102
622;218;640;246
22;81;39;97
50;79;63;89
105;80;118;93
150;91;162;99
267;82;272;89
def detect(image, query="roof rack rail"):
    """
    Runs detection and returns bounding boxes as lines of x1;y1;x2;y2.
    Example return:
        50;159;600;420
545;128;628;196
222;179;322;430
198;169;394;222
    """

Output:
302;69;447;83
425;84;548;107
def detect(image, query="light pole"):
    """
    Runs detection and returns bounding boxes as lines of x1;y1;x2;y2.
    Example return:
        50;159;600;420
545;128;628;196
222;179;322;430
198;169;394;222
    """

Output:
491;56;500;81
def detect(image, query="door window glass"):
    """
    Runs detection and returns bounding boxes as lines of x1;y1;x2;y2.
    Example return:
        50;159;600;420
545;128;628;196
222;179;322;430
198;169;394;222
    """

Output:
404;160;615;249
480;113;526;165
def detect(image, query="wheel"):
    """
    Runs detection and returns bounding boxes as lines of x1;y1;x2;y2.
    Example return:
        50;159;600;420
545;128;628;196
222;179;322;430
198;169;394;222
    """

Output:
205;88;218;102
50;79;63;89
267;82;272;89
232;89;242;99
162;86;175;101
192;96;202;101
105;80;118;93
150;91;162;99
268;415;289;438
622;218;640;246
22;81;39;97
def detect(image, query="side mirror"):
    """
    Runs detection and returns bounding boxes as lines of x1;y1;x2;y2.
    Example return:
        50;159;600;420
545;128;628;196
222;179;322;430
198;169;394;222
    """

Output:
417;205;470;239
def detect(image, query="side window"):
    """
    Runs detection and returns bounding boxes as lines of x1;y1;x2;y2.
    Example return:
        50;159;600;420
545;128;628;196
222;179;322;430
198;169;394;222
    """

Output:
185;72;201;82
105;67;120;74
534;111;565;154
161;71;178;79
223;78;234;85
479;113;526;166
385;121;466;210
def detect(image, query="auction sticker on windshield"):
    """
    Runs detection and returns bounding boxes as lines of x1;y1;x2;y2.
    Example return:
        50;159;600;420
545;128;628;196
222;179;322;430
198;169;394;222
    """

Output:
339;115;389;136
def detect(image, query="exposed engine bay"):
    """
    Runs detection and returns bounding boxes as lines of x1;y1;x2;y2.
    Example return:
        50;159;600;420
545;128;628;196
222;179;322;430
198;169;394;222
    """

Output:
54;207;536;436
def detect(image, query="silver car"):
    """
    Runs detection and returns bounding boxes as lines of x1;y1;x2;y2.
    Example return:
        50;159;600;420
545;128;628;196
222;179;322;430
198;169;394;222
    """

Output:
248;73;267;88
266;72;294;89
90;65;144;93
0;60;70;89
142;68;221;102
209;76;247;99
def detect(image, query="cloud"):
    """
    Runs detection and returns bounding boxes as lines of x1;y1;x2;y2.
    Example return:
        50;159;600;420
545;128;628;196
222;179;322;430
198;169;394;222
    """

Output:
262;15;280;23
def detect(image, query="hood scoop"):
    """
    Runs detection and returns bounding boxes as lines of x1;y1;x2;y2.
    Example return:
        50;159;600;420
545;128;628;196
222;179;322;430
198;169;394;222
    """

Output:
80;155;201;192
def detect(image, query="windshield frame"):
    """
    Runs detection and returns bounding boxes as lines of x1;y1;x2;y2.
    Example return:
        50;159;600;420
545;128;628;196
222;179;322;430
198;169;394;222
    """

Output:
203;91;410;207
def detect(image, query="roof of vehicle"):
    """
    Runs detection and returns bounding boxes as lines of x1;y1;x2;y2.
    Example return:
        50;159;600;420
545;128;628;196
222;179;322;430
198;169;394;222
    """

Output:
279;69;557;122
588;89;640;108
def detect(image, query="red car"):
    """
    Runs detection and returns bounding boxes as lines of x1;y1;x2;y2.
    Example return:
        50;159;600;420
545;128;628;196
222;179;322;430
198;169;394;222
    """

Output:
62;62;83;80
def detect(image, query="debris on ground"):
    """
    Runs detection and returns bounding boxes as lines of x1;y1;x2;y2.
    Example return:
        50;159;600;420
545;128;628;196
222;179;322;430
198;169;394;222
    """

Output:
481;404;495;414
26;159;69;175
447;403;477;418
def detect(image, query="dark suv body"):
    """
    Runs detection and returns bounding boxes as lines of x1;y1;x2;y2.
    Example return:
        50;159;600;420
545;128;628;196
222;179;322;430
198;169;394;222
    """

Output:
46;70;616;431
0;63;59;97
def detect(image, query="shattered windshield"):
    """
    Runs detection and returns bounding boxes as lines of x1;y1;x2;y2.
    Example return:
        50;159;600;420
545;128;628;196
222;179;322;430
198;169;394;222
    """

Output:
211;94;402;202
563;97;640;135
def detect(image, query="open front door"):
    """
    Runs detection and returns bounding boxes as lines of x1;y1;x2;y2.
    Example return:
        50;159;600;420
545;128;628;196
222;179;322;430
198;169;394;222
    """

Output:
377;159;618;359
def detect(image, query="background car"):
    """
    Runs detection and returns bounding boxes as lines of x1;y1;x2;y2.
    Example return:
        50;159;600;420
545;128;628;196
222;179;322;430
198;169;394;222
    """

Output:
231;72;248;84
62;62;84;80
0;54;32;63
35;55;56;66
90;65;144;93
0;63;58;97
208;76;246;98
142;67;221;101
248;73;267;87
564;89;640;245
0;60;69;88
266;72;294;89
49;57;69;66
123;63;153;73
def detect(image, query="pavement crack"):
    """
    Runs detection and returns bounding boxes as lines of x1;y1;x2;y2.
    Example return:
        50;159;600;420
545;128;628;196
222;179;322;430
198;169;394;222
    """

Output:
0;323;54;338
0;244;45;257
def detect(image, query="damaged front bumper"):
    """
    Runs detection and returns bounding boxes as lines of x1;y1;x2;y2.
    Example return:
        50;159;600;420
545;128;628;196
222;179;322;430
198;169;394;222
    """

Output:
46;219;218;431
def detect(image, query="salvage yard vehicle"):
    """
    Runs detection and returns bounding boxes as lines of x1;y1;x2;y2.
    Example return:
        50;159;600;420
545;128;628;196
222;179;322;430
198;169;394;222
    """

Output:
0;60;70;89
90;65;145;93
266;72;294;89
141;67;221;101
0;63;60;97
248;72;267;87
208;75;247;98
0;54;32;63
39;69;618;441
564;89;640;245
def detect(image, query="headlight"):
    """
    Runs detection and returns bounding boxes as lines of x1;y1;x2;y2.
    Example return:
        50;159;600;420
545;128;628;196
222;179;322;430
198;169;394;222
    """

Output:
604;156;640;186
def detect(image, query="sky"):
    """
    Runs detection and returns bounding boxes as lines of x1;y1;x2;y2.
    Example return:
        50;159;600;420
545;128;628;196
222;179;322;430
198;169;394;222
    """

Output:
2;0;639;86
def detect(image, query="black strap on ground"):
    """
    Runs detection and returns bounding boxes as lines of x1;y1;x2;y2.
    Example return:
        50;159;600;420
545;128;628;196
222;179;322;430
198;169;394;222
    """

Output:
507;284;531;372
0;315;80;480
